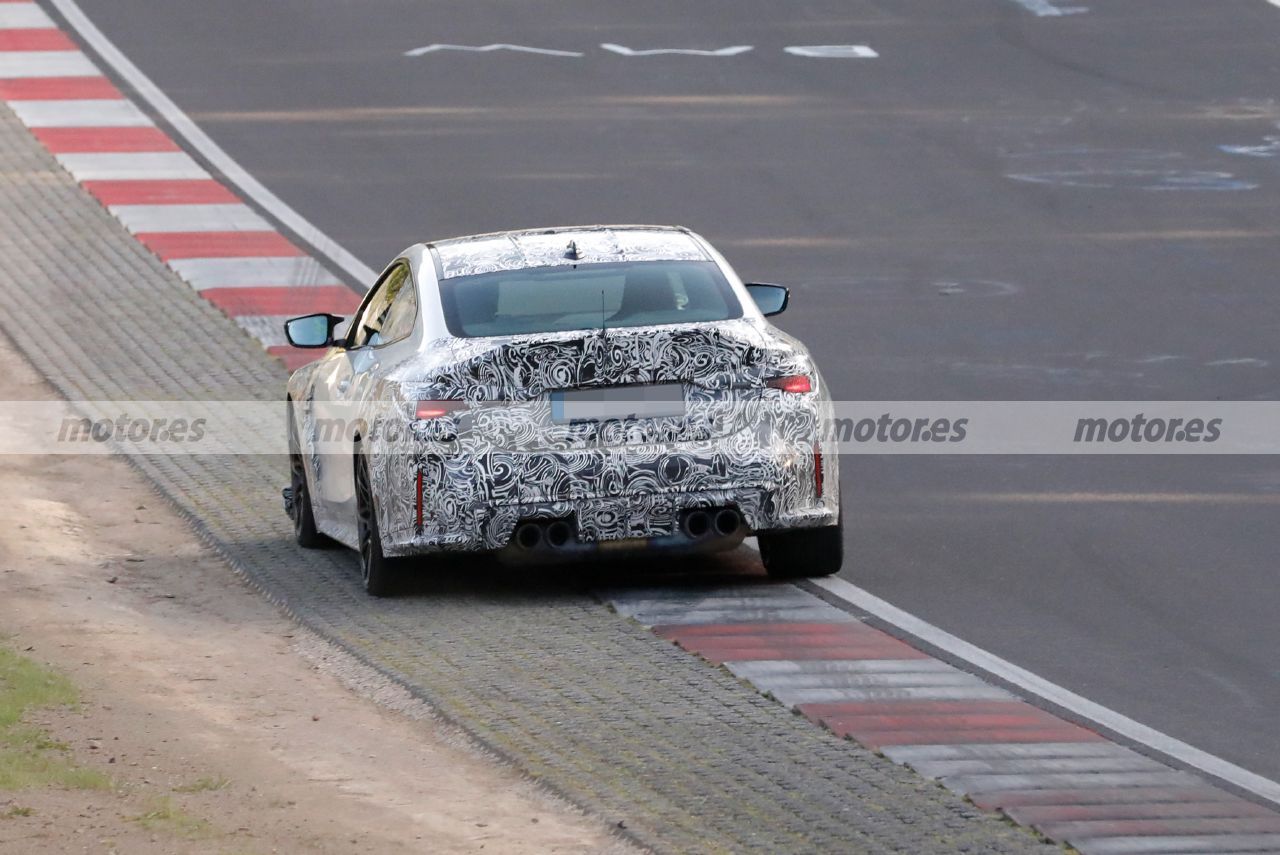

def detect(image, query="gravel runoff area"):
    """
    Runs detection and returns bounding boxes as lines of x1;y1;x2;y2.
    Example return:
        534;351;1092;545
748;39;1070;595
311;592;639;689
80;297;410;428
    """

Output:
0;99;1051;854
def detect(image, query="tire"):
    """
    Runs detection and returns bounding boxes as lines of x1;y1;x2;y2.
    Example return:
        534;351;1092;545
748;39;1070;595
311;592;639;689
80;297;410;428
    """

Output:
354;446;397;597
288;417;325;549
758;510;843;579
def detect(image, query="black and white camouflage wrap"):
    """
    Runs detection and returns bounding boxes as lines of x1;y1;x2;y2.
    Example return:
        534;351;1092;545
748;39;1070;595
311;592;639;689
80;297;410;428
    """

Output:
286;228;839;558
432;226;709;279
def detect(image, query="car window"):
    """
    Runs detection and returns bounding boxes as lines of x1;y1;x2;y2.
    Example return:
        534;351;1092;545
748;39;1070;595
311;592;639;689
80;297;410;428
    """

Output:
438;260;742;338
350;264;413;348
378;270;419;344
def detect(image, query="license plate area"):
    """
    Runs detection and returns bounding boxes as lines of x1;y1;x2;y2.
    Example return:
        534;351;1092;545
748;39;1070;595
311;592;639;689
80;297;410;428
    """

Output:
551;383;685;425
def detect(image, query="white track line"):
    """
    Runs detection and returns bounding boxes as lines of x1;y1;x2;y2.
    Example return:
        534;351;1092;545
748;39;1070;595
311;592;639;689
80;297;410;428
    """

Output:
169;257;343;290
109;203;270;233
232;315;291;348
49;0;377;289
725;659;956;677
0;4;55;29
0;51;96;78
884;743;1138;762
808;575;1280;807
54;151;207;180
1082;834;1280;854
10;99;151;128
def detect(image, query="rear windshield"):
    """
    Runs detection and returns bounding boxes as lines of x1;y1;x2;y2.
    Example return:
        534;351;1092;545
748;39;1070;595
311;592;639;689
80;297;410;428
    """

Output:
437;260;743;338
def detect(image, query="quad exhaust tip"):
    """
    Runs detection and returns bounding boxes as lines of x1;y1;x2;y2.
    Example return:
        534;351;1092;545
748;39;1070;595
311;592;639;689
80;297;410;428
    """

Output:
546;520;573;548
514;521;544;550
714;508;741;537
515;510;740;552
680;508;741;540
513;519;575;551
682;509;712;539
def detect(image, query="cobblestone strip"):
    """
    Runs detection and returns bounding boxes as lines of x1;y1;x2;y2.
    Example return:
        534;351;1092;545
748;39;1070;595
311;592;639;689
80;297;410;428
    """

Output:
602;583;1280;854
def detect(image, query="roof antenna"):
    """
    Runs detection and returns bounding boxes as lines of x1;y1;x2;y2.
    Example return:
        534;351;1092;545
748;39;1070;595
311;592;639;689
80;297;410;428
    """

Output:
565;239;581;261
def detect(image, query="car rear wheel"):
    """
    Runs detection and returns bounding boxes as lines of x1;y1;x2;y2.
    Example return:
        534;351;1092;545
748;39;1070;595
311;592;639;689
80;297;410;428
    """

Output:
354;446;396;597
289;418;324;548
758;511;843;579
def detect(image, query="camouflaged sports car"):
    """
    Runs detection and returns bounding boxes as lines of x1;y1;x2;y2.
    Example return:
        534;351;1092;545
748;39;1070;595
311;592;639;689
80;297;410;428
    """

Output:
282;225;841;595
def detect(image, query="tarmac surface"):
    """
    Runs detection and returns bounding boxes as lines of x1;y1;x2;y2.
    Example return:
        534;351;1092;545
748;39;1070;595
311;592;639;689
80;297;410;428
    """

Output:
61;0;1280;784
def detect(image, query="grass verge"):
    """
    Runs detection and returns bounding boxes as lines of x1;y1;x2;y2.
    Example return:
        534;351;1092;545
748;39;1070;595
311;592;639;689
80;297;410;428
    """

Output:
175;776;230;794
132;797;214;838
0;644;110;791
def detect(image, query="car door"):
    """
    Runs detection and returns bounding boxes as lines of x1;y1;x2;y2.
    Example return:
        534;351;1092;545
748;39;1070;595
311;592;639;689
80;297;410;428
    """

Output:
313;262;415;535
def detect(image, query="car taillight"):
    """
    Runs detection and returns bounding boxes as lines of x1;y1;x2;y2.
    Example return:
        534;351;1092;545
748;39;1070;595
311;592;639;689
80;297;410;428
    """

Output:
415;400;466;420
766;374;812;394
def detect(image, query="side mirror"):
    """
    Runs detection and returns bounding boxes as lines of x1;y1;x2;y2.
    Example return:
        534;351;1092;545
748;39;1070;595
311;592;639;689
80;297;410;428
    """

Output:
745;283;790;317
284;313;344;348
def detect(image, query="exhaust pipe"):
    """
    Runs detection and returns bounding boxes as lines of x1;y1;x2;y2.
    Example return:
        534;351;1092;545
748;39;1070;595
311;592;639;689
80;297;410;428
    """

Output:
713;508;741;538
514;522;544;550
546;520;573;548
681;510;712;539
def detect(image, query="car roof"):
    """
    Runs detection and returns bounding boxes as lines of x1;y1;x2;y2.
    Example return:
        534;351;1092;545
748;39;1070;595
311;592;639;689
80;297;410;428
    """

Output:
425;225;711;280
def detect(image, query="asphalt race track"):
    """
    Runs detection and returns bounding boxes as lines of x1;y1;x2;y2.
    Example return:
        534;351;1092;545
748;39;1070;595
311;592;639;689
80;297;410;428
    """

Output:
67;0;1280;783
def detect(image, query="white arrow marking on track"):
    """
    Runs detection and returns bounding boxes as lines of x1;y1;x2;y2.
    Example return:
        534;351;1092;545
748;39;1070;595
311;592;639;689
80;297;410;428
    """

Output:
600;43;753;57
785;45;878;59
404;43;584;58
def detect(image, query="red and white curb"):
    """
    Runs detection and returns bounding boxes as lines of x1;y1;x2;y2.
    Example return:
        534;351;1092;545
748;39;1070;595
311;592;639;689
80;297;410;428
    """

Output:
602;582;1280;854
0;0;360;372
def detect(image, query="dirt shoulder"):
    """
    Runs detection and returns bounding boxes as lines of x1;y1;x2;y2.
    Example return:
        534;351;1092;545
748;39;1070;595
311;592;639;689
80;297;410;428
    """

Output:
0;334;622;855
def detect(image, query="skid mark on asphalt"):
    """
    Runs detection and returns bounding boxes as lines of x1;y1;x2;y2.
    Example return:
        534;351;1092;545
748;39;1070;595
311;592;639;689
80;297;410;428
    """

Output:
188;106;492;125
804;274;1023;300
1009;0;1089;16
1207;357;1270;367
1222;125;1280;158
725;236;853;249
601;581;1280;853
591;93;817;107
942;492;1280;504
0;2;359;371
1222;137;1280;158
1004;149;1257;192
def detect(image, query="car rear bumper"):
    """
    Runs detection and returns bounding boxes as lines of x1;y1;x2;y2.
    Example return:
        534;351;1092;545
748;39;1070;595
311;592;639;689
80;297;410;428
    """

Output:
381;476;838;558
